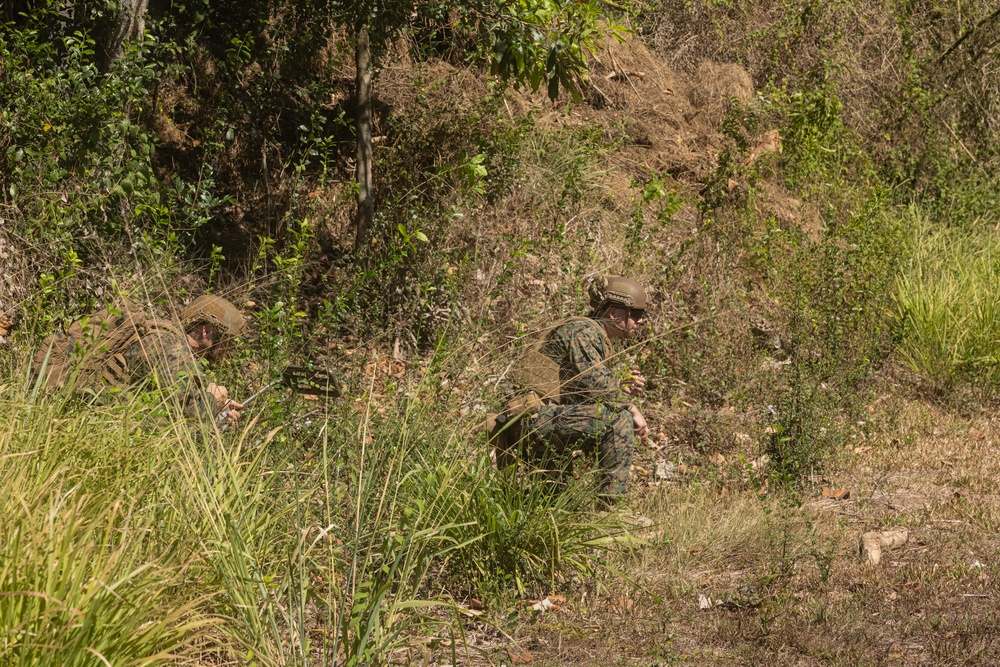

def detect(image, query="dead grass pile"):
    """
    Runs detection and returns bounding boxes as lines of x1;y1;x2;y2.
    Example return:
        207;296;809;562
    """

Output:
580;32;739;182
648;0;1000;182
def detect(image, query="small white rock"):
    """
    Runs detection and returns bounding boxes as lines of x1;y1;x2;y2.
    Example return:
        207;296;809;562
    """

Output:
655;460;676;481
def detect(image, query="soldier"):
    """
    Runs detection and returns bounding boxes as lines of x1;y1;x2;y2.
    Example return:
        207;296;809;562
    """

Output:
500;275;649;502
130;294;247;423
33;294;246;424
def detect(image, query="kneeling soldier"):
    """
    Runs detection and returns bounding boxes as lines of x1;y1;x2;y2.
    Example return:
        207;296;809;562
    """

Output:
496;276;649;501
33;295;246;424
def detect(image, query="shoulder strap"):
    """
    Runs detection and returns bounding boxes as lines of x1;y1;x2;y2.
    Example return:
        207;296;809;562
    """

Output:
551;316;613;360
145;318;184;337
511;316;612;402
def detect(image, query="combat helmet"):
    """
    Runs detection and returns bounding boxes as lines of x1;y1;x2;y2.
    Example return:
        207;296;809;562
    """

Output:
180;295;246;339
588;275;647;312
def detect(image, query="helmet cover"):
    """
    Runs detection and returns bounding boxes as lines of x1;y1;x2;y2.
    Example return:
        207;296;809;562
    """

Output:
180;295;246;339
588;275;647;311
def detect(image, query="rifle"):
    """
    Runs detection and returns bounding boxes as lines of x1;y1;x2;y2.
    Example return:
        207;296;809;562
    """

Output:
216;365;342;427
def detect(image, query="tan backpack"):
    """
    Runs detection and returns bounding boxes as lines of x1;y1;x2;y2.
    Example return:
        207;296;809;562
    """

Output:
488;317;612;460
31;299;179;393
510;316;612;406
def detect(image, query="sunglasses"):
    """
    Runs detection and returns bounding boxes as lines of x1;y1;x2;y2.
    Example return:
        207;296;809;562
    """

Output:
627;309;645;320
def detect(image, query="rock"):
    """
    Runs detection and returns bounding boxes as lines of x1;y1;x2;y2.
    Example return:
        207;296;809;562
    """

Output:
530;595;563;612
821;487;851;500
860;532;882;566
860;529;909;566
655;460;676;481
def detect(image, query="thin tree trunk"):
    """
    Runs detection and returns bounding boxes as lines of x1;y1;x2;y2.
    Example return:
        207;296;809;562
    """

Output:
98;0;149;70
354;23;374;251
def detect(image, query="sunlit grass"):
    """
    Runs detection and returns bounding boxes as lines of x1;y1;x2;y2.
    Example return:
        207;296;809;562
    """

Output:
894;207;1000;390
0;350;627;665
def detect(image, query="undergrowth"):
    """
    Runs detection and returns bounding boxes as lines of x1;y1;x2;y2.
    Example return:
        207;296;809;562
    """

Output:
0;350;629;665
2;0;1000;663
895;208;1000;393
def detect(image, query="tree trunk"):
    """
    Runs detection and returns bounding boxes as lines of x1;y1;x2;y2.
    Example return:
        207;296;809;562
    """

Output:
354;23;375;251
98;0;150;70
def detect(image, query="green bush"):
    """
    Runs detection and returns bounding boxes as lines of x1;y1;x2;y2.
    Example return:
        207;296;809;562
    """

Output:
0;344;629;664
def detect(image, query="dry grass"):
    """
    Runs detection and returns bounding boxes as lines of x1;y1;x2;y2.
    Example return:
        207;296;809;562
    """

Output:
453;393;1000;666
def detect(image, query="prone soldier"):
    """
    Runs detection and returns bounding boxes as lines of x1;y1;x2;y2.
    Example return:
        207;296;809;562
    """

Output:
33;295;246;424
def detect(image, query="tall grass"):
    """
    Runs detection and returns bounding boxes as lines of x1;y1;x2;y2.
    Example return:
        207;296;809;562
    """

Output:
0;351;626;665
0;392;212;666
894;208;1000;390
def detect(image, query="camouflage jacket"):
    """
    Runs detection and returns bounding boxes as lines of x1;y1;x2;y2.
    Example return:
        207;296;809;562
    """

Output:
540;318;626;408
122;328;218;421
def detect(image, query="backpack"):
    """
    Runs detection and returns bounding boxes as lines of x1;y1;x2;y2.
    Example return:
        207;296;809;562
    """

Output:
31;299;180;394
488;317;613;459
510;316;612;406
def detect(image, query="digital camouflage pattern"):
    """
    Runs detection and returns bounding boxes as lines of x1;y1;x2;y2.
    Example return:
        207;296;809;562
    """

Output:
122;327;218;420
524;318;634;497
540;318;623;406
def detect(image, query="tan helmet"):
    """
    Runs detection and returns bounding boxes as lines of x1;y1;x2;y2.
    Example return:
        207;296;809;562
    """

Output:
180;295;246;339
588;275;647;311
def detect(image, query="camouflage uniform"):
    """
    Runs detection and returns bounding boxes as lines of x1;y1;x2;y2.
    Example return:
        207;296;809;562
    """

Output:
122;327;218;421
524;318;634;497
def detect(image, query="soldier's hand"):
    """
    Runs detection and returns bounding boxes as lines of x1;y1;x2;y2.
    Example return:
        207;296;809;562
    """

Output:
206;382;230;408
629;405;649;439
622;367;646;396
221;399;244;423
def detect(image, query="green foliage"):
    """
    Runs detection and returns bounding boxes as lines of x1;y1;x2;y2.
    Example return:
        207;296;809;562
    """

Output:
670;78;906;485
895;208;1000;392
408;450;628;597
761;166;901;484
488;0;619;100
0;394;212;665
0;344;628;664
626;175;683;254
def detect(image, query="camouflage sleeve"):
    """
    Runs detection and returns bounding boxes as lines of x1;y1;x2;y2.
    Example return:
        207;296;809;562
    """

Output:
125;330;218;421
553;320;625;407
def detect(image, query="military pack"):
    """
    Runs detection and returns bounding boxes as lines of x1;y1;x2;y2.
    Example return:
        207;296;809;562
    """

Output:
31;299;181;393
489;316;613;465
510;316;612;407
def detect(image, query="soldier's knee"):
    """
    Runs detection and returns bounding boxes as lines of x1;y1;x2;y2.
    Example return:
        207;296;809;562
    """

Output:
614;407;635;439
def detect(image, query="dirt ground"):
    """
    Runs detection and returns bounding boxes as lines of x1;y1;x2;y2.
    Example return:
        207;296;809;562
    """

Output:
444;393;1000;666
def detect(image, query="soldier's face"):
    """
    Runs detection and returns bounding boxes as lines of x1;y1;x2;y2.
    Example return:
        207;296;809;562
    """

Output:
208;338;231;362
627;309;646;332
607;307;645;337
